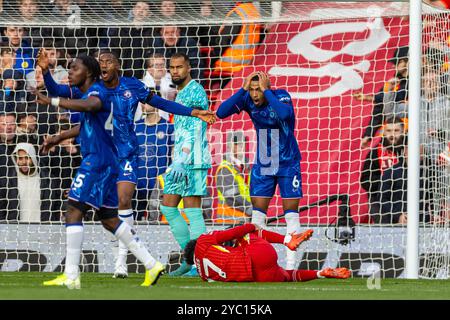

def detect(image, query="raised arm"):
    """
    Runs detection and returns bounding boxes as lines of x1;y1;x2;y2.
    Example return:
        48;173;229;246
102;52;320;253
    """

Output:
38;48;79;98
259;72;293;121
217;72;256;119
42;70;73;98
35;90;102;112
216;88;246;119
213;223;256;244
136;81;215;124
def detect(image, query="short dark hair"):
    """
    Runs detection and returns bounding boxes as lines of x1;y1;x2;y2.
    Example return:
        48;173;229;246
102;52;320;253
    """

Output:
183;239;197;265
145;52;165;68
75;54;101;81
251;74;259;82
98;50;120;63
0;112;16;121
384;115;404;126
170;52;190;66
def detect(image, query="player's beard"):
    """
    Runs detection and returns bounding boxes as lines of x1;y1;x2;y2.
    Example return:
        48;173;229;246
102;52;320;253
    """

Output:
171;76;187;86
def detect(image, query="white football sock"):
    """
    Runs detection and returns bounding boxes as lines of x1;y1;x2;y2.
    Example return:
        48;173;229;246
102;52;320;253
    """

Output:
285;211;301;270
251;208;267;229
117;209;134;268
65;224;84;280
114;221;156;270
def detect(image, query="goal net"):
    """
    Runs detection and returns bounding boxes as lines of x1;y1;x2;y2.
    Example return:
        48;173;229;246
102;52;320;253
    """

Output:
0;0;449;279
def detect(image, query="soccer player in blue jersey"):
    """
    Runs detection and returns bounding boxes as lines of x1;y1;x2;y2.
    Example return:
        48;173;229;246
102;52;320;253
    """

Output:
97;51;214;278
37;48;215;278
216;72;305;270
37;55;165;289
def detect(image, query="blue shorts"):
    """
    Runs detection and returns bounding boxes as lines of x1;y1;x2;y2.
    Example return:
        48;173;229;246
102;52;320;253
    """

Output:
117;154;138;185
250;166;303;199
68;155;119;210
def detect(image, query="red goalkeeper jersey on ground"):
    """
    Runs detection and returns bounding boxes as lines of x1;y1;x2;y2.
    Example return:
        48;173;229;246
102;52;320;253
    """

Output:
193;224;256;282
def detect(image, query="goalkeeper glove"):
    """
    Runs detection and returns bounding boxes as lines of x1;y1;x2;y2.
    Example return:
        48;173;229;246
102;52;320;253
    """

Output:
169;151;189;184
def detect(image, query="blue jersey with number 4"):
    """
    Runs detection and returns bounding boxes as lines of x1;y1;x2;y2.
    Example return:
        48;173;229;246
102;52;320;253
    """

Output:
100;77;154;160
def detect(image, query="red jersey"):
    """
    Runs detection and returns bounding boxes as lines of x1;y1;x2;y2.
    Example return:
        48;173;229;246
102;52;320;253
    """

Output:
194;224;256;282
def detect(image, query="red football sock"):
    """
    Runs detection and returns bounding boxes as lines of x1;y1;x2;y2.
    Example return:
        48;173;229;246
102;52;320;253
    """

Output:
286;269;319;282
253;229;285;244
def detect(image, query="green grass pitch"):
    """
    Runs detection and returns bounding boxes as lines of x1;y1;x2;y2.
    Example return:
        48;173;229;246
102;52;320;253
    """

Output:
0;272;449;300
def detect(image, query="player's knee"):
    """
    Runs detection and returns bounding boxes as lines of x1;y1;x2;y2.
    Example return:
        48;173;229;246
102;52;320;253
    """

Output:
101;218;119;232
65;201;87;223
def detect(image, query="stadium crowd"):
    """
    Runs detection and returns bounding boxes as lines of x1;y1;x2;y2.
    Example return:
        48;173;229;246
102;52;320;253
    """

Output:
0;0;449;225
0;0;262;222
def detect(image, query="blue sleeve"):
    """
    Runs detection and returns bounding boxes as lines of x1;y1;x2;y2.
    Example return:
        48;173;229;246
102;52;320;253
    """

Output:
216;88;247;119
133;78;154;103
264;90;294;121
148;94;193;117
43;71;82;98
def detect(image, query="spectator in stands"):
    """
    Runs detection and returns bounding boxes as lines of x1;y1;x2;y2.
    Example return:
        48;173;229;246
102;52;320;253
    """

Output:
0;47;15;76
140;52;177;121
151;25;203;81
213;1;262;75
51;0;78;18
19;0;38;22
378;142;431;225
26;65;44;91
159;0;177;19
215;134;252;222
420;70;450;217
0;112;17;168
356;46;409;148
18;0;48;48
26;41;69;91
0;142;62;222
46;120;81;194
187;0;221;48
0;69;26;112
134;103;174;220
360;116;406;223
49;0;95;57
2;26;36;75
108;0;130;20
105;1;154;78
143;53;177;101
378;143;409;225
16;113;39;145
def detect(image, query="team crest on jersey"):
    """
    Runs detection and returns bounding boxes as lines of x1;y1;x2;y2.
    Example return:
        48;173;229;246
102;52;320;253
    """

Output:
22;61;29;68
123;90;132;99
156;131;165;139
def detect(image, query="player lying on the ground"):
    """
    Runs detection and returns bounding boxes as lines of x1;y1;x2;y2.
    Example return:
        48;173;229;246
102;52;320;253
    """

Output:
36;55;164;289
216;72;305;270
38;48;216;279
183;223;351;282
